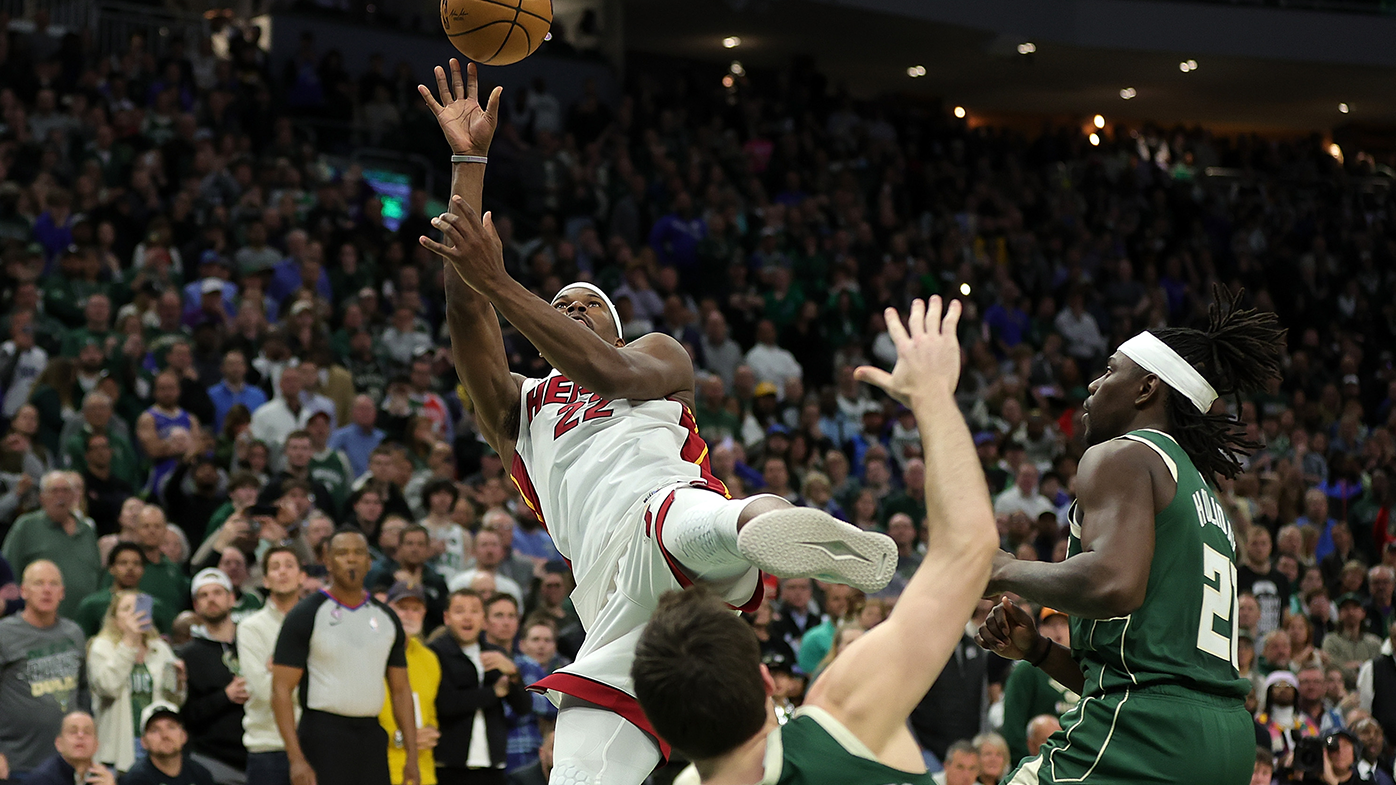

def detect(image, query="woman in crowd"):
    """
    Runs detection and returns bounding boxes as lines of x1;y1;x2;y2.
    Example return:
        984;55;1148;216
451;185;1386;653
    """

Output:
972;732;1010;785
87;590;185;773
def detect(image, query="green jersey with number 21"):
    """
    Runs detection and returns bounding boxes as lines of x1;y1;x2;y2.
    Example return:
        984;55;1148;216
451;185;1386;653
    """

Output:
1065;428;1251;700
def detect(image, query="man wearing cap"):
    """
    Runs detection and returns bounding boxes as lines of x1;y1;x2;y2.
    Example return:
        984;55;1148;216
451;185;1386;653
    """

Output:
378;581;442;785
181;252;237;324
119;703;215;785
1326;593;1385;687
1001;607;1079;763
238;547;304;785
1258;670;1313;756
179;568;249;784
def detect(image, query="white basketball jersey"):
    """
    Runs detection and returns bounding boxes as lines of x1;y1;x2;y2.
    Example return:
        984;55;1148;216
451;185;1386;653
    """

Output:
509;370;727;622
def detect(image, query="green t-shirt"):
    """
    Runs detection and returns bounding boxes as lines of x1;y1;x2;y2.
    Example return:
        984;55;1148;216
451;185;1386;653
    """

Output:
129;661;153;736
1;511;102;620
760;706;934;785
74;589;175;638
1000;660;1080;763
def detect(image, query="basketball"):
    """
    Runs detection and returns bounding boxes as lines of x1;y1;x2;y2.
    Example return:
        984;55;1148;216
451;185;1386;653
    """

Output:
441;0;553;66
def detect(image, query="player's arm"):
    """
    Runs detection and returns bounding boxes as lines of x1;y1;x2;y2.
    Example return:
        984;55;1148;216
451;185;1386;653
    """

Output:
418;59;524;460
805;299;999;768
976;598;1086;695
985;441;1160;618
425;206;694;403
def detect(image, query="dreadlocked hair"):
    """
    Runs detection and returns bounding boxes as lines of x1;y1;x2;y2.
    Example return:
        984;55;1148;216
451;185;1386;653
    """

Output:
1150;285;1287;481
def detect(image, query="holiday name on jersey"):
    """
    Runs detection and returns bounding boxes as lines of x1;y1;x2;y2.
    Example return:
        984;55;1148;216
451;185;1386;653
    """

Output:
1191;487;1236;551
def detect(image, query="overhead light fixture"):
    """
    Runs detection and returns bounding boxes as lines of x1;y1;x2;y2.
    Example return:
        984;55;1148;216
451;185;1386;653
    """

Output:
729;61;745;76
1338;102;1350;114
906;65;926;78
1088;133;1100;146
1188;59;1197;69
1119;87;1136;100
1328;143;1343;162
1093;114;1105;129
1016;42;1036;55
722;36;741;49
953;106;966;119
722;75;734;88
1179;59;1197;72
960;283;972;296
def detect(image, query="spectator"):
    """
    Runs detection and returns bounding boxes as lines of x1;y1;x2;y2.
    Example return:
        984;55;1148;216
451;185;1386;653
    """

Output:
484;594;520;653
0;561;89;779
972;732;1010;785
1296;665;1344;735
431;588;531;785
885;513;923;584
419;479;472;581
237;547;303;785
329;394;386;479
377;582;442;785
125;505;191;615
207;351;267;435
1371;567;1396;637
992;462;1056;521
910;601;1002;762
2;471;101;619
510;618;564;772
179;568;247;783
60;392;140;492
87;590;185;773
448;529;525;606
0;311;49;422
22;711;116;785
248;369;313;458
76;543;175;637
1238;526;1291;640
1326;594;1385;688
305;410;354;513
1025;714;1063;758
136;371;202;498
768;578;820;657
271;530;418;785
367;524;449;632
1322;523;1362;596
796;583;856;675
698;312;742;390
1301;489;1342;563
257;431;337;519
939;739;981;785
744;320;802;400
504;726;552;785
79;432;136;536
119;703;216;785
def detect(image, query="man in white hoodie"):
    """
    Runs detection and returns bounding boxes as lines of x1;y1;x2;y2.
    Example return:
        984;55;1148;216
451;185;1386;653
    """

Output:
236;547;304;785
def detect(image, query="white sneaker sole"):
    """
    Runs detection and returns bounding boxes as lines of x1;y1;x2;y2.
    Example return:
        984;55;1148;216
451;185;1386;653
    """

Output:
737;508;897;593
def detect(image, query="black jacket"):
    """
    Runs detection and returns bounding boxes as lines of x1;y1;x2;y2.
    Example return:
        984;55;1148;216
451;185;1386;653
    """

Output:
177;633;247;768
429;636;531;769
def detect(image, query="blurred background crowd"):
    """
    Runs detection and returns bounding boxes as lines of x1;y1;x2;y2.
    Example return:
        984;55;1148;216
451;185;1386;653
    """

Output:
1;3;1396;784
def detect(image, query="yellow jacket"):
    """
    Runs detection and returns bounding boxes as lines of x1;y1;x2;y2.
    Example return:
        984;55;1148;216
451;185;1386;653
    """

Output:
379;635;442;785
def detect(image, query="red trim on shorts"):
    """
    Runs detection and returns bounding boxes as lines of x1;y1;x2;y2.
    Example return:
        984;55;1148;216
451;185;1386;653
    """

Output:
653;488;768;614
528;672;671;761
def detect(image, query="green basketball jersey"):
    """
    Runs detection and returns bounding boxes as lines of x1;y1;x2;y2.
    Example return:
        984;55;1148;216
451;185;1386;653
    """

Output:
761;707;935;785
1066;428;1251;700
309;450;353;512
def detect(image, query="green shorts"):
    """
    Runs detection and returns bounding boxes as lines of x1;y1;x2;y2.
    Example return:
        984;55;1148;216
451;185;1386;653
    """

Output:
1004;685;1253;785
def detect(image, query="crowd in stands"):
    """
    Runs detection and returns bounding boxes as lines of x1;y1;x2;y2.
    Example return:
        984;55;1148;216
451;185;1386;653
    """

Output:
0;8;1395;785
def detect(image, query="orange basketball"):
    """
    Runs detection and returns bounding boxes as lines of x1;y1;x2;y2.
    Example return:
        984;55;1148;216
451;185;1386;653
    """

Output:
441;0;553;66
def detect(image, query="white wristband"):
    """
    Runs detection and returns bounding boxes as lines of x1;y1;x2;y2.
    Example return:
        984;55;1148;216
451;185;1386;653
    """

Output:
450;154;488;164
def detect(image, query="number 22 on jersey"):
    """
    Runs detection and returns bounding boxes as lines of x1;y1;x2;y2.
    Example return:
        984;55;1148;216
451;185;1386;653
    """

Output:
1197;543;1240;670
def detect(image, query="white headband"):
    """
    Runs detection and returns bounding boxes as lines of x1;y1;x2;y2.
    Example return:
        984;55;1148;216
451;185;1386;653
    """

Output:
1117;331;1218;414
552;282;622;338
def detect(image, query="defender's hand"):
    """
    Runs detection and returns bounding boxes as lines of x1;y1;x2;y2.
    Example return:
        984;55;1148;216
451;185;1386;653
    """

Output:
853;297;963;406
417;59;502;156
420;197;507;293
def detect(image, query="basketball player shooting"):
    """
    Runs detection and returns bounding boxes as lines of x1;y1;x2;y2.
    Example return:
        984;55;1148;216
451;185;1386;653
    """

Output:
976;287;1286;784
416;59;897;785
630;297;999;785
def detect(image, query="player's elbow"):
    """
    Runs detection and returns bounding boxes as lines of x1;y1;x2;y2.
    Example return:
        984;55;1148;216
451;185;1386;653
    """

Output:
1095;580;1146;617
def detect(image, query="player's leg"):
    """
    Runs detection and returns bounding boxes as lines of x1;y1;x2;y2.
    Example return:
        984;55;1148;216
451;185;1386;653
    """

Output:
657;488;896;594
549;698;661;785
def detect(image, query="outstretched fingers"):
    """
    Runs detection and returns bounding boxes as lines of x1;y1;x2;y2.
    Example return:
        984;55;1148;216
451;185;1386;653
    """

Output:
925;295;942;335
941;298;963;336
485;85;503;123
451;58;466;102
883;306;910;348
416;83;441;114
434;65;452;107
907;298;926;338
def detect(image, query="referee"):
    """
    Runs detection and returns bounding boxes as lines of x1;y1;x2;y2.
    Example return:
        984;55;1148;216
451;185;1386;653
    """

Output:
271;529;420;785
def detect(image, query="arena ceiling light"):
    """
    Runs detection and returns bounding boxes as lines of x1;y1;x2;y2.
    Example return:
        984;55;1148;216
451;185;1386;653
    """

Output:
959;283;972;296
722;36;741;49
1088;133;1101;146
906;65;926;78
953;106;967;119
1338;102;1350;114
1119;87;1136;100
1093;114;1105;129
729;61;745;76
1016;42;1036;55
1179;59;1198;72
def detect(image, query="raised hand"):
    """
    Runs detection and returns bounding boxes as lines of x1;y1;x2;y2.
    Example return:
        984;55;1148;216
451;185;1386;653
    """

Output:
417;58;502;156
419;196;507;293
853;296;963;406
